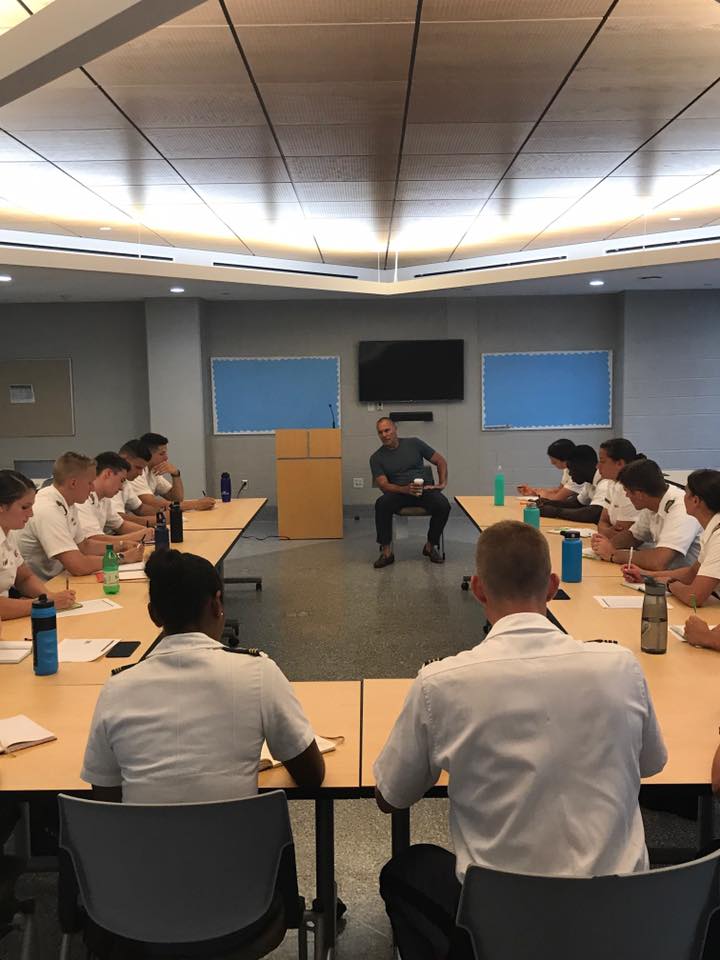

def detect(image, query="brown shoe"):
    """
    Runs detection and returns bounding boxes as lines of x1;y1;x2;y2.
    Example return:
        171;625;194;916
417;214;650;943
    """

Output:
373;552;395;569
423;545;444;564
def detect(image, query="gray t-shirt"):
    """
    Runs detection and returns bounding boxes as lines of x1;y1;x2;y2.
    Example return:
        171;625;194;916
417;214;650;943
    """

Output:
370;437;436;486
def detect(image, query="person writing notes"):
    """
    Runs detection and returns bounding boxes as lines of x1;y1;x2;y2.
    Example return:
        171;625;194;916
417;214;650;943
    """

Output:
591;459;701;570
595;438;641;537
537;444;602;522
370;417;450;568
373;521;666;960
517;438;581;501
81;550;324;802
77;452;150;546
624;469;720;608
0;470;76;619
129;432;215;513
17;452;143;580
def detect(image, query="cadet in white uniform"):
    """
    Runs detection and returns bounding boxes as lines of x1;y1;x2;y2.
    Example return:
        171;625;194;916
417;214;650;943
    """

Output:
82;549;325;802
592;459;701;570
110;439;159;527
374;521;666;959
17;452;143;580
129;432;215;513
517;438;582;501
594;439;641;538
77;452;148;545
0;470;76;619
625;469;720;610
538;444;602;523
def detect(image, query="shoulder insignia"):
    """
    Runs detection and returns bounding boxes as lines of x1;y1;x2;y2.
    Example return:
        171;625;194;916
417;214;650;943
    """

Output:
665;499;675;513
422;654;448;667
223;646;263;656
111;662;136;676
55;500;68;516
585;639;618;645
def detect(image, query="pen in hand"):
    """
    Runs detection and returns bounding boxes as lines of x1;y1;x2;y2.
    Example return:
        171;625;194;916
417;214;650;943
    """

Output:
691;594;697;614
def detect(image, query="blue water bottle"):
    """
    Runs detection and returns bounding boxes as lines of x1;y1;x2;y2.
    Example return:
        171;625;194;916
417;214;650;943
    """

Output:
220;472;232;503
494;465;505;506
523;502;540;528
154;511;170;551
561;530;583;583
31;594;58;676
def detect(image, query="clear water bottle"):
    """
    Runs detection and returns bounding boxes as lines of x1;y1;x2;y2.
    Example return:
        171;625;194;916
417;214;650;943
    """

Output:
220;472;232;503
494;465;505;506
561;530;582;583
154;511;170;550
31;594;58;676
169;501;184;543
641;578;668;655
523;502;540;528
102;544;120;595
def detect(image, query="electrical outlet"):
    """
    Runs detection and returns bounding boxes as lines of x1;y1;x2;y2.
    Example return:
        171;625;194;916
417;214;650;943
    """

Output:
353;478;365;488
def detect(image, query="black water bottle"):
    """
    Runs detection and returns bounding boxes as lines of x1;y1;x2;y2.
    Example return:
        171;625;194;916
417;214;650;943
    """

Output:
169;501;184;543
154;511;170;551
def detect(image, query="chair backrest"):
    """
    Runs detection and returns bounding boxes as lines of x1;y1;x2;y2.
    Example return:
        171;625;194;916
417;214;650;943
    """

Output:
58;790;296;944
456;850;720;960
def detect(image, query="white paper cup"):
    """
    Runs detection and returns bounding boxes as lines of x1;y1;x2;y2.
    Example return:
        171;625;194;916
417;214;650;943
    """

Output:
413;478;424;496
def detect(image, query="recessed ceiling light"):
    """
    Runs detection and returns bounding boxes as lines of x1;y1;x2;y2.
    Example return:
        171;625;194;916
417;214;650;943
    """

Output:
99;226;112;231
0;275;12;282
589;279;605;287
668;217;682;222
169;286;185;293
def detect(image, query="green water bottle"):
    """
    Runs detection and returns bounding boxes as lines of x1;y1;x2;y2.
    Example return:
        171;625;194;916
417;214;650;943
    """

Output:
494;465;505;506
102;543;120;595
523;502;541;528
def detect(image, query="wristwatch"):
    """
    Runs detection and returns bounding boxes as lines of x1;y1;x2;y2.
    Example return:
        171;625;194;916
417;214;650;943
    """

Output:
170;470;181;478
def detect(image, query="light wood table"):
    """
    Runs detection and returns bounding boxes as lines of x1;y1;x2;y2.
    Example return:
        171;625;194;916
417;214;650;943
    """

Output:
182;498;267;532
455;495;596;531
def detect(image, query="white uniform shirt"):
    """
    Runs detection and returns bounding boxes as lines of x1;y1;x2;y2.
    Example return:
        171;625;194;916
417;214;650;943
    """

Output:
604;479;639;525
17;486;84;580
81;632;315;803
578;473;609;507
0;527;24;597
111;481;143;518
374;613;667;881
561;467;583;494
630;487;702;568
77;491;124;537
698;514;720;583
129;466;172;499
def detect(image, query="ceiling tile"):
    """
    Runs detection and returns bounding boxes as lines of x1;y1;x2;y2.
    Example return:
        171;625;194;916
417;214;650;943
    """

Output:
585;175;703;201
193;182;298;204
295;181;395;201
240;23;413;82
146;127;279;159
163;1;226;26
55;159;184;186
213;202;307;229
422;1;610;19
648;118;720;151
404;123;533;155
394;199;484;218
396;180;496;200
106;85;266;127
480;197;575;219
450;237;535;260
0;0;27;34
509;152;627;177
262;81;406;124
243;238;323;262
612;151;720;177
286;156;397;180
302;201;394;219
226;1;416;24
400;155;512;180
16;129;161;162
172;158;290;183
0;132;42;162
493;177;601;199
0;77;130;131
525;120;660;153
312;217;390;254
275;125;401;157
90;184;201;207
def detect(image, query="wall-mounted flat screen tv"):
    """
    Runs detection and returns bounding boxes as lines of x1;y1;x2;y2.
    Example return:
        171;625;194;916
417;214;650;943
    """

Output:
358;339;464;402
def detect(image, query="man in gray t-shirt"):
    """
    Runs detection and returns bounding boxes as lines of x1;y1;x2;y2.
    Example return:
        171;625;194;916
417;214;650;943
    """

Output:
369;418;450;568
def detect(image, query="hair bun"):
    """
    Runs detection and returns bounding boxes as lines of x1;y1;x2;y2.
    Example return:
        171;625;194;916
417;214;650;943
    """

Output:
145;548;183;579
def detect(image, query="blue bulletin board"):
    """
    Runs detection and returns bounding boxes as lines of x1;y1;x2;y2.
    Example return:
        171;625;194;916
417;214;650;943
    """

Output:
481;350;612;430
211;356;341;435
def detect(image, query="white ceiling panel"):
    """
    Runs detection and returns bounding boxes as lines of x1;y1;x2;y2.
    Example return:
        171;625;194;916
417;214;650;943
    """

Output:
193;182;298;204
295;181;395;201
390;216;473;248
88;26;247;86
286;156;397;181
244;238;323;262
162;1;226;26
584;175;703;201
90;184;202;208
125;203;242;239
106;85;266;127
275;125;401;157
172;158;291;183
509;152;628;178
0;75;130;131
493;178;602;199
261;81;407;124
239;24;413;83
683;84;720;121
0;210;75;235
313;216;391;254
400;155;513;180
612;151;720;178
0;132;41;162
0;0;26;35
480;197;575;219
409;19;601;123
54;160;184;187
302;201;394;219
422;0;610;19
394;199;484;218
525;120;660;154
213;200;306;220
648;118;720;152
16;129;161;162
146;127;279;160
404;123;533;155
226;1;417;24
396;180;497;200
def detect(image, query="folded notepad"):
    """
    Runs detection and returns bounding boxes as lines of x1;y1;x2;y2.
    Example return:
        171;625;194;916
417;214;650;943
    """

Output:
0;641;32;664
260;735;343;770
0;715;56;753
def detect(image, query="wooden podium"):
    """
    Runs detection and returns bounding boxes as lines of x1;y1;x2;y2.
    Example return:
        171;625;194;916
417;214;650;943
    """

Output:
275;429;343;539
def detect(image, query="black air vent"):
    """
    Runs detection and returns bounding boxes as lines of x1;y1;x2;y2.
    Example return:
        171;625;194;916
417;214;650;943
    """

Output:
606;235;720;254
212;260;359;280
414;255;567;279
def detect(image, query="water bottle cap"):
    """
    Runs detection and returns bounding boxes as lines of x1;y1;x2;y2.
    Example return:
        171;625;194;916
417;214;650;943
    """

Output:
563;530;581;539
32;593;54;609
221;472;230;478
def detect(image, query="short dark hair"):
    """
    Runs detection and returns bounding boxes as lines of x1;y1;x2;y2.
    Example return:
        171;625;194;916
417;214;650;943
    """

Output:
547;438;576;462
567;444;597;484
146;549;223;634
686;469;720;514
376;417;393;429
476;521;551;602
120;438;151;462
600;438;641;463
618;459;667;497
0;470;35;507
94;451;130;475
140;432;168;451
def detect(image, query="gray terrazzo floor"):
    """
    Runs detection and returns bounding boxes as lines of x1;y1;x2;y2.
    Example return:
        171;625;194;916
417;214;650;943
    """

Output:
2;514;708;958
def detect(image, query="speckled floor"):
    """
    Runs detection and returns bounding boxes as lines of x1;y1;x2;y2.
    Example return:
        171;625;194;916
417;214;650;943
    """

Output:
3;515;708;959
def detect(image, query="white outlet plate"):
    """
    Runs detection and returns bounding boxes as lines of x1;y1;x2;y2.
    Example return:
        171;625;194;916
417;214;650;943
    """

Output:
353;478;364;488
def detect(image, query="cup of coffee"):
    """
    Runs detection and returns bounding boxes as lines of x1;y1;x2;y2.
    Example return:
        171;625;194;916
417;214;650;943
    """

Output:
413;478;424;497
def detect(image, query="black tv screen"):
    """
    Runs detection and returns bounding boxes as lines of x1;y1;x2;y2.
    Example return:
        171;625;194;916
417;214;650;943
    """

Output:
358;339;464;402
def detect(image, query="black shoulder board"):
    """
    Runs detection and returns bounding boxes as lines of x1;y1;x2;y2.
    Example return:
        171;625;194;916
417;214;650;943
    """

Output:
665;499;675;513
585;639;618;645
111;662;136;676
223;646;262;656
422;654;448;667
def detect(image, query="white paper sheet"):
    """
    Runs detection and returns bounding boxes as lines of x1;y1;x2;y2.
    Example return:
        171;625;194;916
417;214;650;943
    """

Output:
119;561;146;571
57;598;121;618
58;638;119;662
594;595;674;610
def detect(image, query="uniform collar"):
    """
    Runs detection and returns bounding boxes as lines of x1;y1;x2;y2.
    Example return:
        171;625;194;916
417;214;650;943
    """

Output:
484;611;569;645
48;486;72;512
0;526;8;549
146;631;224;659
657;487;678;514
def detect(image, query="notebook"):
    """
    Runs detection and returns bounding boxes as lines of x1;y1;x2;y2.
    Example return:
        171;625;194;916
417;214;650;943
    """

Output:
0;641;32;664
260;735;343;770
670;625;686;642
0;715;56;754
